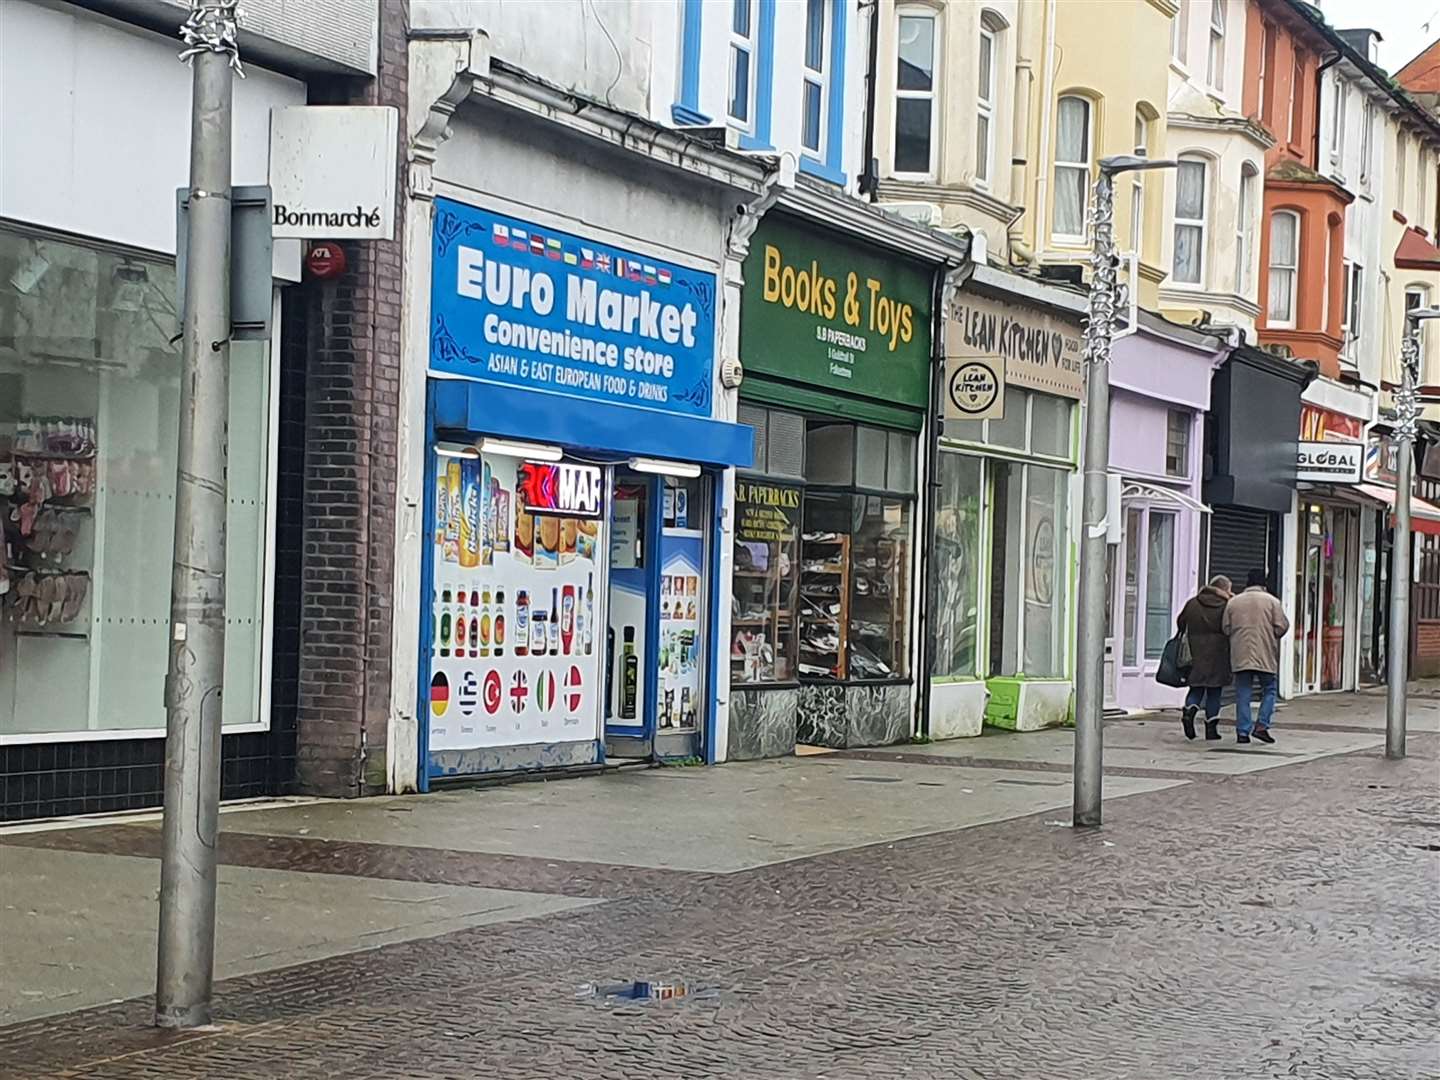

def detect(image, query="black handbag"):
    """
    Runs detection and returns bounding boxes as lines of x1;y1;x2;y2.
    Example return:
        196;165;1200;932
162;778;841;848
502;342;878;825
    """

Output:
1155;631;1192;688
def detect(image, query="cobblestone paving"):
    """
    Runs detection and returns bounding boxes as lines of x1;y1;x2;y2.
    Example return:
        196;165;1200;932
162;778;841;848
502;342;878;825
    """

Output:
1;740;1437;1079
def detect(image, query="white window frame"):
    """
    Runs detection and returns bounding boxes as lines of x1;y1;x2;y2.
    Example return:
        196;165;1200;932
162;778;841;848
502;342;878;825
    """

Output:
1165;409;1192;479
1172;0;1188;64
1288;53;1305;146
728;0;759;132
1341;260;1362;362
1052;95;1093;245
1359;98;1374;187
1131;112;1150;254
801;0;831;158
975;26;997;188
1329;79;1347;169
1258;22;1274;123
1206;0;1225;91
893;8;939;178
1236;163;1257;295
1397;131;1408;209
1172;155;1208;287
1268;210;1300;328
1407;286;1432;350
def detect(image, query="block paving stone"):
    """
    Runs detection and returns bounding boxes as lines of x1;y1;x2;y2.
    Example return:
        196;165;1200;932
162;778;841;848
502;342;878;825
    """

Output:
0;737;1436;1079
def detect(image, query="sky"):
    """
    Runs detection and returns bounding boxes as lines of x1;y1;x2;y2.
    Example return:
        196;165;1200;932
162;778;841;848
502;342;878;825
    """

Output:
1317;0;1440;75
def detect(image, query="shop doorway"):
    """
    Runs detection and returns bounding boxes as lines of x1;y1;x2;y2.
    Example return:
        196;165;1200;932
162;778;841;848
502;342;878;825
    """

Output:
1293;501;1357;693
603;468;711;760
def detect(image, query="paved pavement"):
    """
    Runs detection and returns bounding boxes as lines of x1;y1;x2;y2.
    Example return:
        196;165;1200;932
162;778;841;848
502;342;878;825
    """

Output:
0;691;1437;1078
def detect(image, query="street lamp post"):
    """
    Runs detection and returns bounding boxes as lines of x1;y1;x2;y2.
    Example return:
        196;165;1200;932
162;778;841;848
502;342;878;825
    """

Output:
1073;155;1176;828
1386;306;1440;760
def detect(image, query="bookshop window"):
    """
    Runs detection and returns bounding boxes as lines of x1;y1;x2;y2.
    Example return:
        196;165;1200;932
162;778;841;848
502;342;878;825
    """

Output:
0;228;271;737
797;419;916;682
731;478;801;684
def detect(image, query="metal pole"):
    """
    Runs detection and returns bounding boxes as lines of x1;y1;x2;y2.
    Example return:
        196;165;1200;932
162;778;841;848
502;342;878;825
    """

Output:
1073;169;1119;828
1385;326;1421;760
156;0;240;1030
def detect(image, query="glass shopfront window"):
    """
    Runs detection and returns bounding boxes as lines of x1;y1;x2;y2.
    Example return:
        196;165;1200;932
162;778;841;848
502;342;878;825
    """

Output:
939;389;1075;682
933;452;983;678
0;227;272;738
731;409;916;686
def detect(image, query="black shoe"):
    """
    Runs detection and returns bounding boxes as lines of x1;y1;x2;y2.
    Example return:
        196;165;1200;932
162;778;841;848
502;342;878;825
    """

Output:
1237;733;1251;744
1204;720;1220;741
1181;705;1198;740
1253;727;1275;744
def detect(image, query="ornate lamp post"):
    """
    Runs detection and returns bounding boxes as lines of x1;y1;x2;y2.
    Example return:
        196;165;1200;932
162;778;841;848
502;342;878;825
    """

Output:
1386;305;1440;760
1073;155;1175;828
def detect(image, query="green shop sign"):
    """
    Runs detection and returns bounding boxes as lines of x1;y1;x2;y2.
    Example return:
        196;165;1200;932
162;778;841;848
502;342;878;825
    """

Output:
740;216;934;411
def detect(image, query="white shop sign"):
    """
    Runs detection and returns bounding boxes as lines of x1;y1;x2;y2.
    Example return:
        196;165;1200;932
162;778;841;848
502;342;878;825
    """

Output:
1297;440;1363;483
269;106;398;239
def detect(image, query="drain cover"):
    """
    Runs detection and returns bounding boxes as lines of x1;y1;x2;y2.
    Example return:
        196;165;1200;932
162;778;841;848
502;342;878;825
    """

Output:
580;980;717;1005
846;775;903;783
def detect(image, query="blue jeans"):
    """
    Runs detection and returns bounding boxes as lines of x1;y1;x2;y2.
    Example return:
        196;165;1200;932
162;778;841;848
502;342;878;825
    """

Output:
1184;685;1223;719
1234;670;1278;736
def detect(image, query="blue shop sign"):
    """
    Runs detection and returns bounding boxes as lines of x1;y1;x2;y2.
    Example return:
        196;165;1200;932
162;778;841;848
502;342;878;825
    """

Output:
431;198;717;418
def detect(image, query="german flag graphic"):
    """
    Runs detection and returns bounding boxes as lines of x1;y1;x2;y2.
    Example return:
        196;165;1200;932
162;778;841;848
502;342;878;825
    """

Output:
429;672;450;717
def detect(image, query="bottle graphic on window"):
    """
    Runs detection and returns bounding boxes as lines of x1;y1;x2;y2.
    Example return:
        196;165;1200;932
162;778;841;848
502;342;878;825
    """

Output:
515;590;530;657
620;626;638;720
469;591;480;660
549;587;561;655
454;590;468;655
583;573;594;655
561;585;575;655
439;589;453;657
479;588;491;658
494;589;506;657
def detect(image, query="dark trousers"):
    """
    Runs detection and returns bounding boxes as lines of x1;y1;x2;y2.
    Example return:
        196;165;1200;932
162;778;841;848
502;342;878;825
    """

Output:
1184;685;1223;719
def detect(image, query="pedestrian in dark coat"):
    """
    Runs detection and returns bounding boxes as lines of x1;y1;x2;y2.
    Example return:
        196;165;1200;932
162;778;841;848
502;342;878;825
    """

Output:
1176;575;1233;741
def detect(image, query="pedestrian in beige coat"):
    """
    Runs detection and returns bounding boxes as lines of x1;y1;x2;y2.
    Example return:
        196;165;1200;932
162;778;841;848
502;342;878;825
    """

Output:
1222;569;1291;744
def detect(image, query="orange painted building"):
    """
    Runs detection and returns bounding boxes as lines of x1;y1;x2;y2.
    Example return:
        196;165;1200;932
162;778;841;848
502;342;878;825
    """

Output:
1241;0;1352;377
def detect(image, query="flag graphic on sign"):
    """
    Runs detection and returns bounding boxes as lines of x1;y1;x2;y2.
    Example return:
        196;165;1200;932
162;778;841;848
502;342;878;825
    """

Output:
595;253;612;274
643;265;657;284
429;672;450;717
546;237;563;260
564;251;579;265
530;234;545;255
511;228;529;252
483;670;502;715
535;670;558;713
509;670;530;713
458;671;479;716
492;223;510;246
657;268;672;285
563;665;583;712
614;257;627;280
580;248;595;269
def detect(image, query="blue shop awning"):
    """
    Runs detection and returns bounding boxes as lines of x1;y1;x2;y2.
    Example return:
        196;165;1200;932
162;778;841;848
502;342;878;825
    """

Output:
432;378;754;469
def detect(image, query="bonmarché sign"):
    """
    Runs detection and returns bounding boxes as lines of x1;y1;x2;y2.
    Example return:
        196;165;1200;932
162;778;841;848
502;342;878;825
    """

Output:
269;106;397;240
740;216;932;410
947;293;1083;400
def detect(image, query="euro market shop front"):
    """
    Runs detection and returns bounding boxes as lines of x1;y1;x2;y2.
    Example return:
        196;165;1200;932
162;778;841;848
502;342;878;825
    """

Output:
420;198;751;783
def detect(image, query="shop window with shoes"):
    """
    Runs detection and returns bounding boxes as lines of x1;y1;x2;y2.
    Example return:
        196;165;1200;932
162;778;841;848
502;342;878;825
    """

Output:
0;226;274;750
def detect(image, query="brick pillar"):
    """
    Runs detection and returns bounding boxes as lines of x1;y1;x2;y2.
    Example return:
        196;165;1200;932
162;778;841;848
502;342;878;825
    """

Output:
293;1;408;797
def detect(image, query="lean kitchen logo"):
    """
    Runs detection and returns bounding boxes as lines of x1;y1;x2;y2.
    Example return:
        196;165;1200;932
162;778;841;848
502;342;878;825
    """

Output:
269;106;398;240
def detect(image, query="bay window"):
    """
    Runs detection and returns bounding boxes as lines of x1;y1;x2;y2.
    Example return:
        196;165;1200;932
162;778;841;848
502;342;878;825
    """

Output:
1172;155;1207;286
1267;210;1299;326
975;26;996;186
894;10;938;175
1053;96;1092;242
1235;163;1257;294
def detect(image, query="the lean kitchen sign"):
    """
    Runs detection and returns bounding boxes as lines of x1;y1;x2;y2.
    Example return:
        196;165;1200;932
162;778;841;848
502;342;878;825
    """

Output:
269;106;398;240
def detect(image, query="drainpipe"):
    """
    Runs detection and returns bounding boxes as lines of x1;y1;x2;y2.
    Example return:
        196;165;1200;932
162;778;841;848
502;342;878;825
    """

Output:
1008;0;1034;262
1032;0;1058;259
859;0;881;201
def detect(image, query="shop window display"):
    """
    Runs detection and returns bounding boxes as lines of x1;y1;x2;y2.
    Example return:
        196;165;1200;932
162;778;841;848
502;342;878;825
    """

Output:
0;228;271;738
932;452;982;678
732;479;800;683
